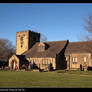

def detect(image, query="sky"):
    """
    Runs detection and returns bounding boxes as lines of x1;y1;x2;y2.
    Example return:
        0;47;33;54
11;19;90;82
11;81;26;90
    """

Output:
0;3;92;46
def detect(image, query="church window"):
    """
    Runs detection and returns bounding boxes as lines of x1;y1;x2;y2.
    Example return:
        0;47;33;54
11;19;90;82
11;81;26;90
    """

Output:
84;57;87;63
20;37;24;48
48;60;50;64
31;60;34;64
45;60;47;64
33;59;38;64
72;57;77;64
42;59;50;65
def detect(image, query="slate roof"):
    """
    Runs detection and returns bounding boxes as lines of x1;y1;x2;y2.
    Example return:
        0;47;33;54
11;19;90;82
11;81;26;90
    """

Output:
65;41;92;54
23;40;92;58
23;40;68;58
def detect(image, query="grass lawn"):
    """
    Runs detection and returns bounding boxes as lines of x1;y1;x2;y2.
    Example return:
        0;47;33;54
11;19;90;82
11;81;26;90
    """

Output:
0;70;92;88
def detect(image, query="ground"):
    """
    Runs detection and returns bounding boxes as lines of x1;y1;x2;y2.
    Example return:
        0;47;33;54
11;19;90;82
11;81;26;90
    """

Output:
0;70;92;88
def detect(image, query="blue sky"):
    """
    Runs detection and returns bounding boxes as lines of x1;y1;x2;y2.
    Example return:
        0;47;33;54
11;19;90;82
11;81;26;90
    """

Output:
0;3;92;46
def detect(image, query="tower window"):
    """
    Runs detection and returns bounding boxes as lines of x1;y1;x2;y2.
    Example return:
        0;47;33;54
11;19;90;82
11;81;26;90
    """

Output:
20;37;24;48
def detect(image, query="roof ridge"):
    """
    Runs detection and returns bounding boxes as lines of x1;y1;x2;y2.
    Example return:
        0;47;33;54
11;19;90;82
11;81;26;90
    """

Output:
45;40;68;43
70;41;92;44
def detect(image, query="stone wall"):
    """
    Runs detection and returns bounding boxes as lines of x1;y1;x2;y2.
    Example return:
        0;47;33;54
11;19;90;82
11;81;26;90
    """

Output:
65;53;92;70
27;57;56;70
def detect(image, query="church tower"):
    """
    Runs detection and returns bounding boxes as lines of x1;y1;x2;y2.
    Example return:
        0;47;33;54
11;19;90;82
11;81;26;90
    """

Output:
16;30;40;55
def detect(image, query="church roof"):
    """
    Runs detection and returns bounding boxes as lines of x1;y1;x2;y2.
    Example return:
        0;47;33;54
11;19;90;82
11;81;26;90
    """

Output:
65;41;92;54
23;40;92;58
23;40;68;58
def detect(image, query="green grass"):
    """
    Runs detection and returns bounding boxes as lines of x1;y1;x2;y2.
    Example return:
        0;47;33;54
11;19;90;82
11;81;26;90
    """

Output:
0;70;92;88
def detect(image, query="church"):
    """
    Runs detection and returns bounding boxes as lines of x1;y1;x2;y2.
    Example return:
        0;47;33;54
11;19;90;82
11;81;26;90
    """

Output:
8;30;92;71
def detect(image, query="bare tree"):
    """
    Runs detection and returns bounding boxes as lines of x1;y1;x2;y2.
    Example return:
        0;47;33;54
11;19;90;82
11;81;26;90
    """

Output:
0;38;15;62
82;14;92;41
40;33;48;42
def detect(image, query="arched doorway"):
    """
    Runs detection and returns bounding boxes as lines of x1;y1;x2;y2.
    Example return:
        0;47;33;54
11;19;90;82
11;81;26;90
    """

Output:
11;60;18;70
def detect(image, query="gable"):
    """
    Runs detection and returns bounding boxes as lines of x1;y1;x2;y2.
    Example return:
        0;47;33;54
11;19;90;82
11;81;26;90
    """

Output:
9;55;19;62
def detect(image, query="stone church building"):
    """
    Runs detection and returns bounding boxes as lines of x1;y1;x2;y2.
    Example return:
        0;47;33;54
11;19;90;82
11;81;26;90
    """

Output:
9;30;92;71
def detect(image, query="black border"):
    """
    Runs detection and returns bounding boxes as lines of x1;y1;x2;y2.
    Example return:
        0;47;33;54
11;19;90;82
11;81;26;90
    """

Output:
0;0;92;3
0;87;88;91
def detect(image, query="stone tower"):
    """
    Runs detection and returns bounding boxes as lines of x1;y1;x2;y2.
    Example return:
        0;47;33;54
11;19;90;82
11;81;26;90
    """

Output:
16;30;40;55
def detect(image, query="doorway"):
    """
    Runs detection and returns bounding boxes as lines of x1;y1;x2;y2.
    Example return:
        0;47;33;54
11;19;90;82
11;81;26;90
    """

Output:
11;60;18;70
